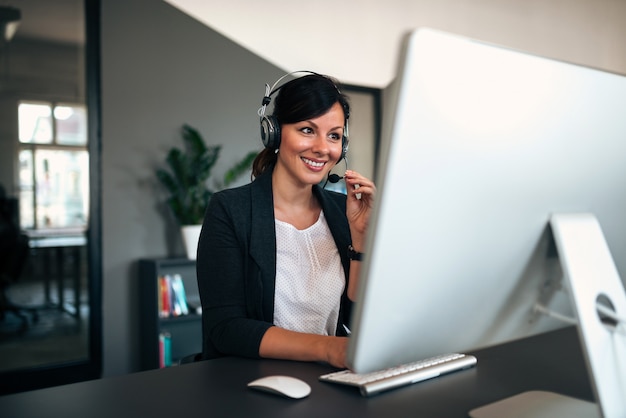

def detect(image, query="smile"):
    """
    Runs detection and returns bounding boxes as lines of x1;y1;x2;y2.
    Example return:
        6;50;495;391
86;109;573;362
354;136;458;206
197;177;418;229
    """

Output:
301;157;326;168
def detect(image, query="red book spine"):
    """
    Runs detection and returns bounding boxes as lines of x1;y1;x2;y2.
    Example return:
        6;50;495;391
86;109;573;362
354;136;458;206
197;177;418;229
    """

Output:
159;276;170;318
158;333;165;368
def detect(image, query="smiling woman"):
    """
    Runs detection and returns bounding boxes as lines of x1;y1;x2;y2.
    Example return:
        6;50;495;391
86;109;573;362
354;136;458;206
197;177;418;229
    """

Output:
0;0;102;395
195;72;376;369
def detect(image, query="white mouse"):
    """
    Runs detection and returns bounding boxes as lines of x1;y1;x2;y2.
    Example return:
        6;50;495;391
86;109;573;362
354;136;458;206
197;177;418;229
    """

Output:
247;375;311;399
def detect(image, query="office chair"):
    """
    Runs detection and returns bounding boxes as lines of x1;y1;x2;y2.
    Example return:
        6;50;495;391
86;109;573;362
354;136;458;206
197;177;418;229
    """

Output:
178;352;203;365
0;195;38;331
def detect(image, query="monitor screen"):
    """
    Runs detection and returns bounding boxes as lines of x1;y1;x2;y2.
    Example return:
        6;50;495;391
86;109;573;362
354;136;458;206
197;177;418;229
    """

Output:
347;28;626;374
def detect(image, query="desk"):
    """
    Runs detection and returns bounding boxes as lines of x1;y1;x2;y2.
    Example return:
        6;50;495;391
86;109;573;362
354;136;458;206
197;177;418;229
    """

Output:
27;234;86;318
0;327;593;418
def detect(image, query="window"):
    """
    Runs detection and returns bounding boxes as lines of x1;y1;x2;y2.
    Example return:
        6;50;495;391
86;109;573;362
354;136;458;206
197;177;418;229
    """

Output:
18;101;89;230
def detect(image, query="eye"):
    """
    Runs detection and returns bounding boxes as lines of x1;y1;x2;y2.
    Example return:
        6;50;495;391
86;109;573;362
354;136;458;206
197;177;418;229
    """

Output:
299;127;314;135
329;132;342;141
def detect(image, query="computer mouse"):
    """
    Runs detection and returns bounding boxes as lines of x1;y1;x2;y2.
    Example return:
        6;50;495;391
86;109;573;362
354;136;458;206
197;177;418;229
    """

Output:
247;375;311;399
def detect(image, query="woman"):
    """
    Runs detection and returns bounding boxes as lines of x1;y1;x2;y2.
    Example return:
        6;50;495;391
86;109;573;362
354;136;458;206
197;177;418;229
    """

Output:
196;73;375;368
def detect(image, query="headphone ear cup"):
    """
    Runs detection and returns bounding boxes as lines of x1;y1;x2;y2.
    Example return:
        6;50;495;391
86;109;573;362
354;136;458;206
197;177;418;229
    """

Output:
260;115;280;150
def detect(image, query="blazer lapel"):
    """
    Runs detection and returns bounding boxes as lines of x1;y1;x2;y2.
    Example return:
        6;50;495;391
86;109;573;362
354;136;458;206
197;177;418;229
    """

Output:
249;170;277;320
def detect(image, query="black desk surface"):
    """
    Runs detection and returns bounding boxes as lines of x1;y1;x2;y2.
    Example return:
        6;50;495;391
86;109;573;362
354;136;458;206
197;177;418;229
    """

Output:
0;326;593;418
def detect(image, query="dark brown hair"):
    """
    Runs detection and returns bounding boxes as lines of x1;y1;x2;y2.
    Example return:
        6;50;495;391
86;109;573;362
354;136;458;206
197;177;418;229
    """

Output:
252;74;350;178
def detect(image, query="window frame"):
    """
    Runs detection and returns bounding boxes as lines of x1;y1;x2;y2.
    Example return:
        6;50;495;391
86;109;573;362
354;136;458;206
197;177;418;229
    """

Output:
17;100;89;231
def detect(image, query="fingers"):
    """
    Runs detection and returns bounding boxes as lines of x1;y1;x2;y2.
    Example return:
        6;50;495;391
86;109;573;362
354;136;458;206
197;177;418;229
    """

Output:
343;170;376;244
344;170;375;203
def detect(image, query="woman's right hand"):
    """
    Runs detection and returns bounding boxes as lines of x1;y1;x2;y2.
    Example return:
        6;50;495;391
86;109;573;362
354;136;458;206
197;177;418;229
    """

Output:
323;336;350;369
259;327;351;369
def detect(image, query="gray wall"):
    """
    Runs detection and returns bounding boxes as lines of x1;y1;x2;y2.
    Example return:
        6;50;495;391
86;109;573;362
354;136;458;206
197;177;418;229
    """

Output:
101;0;284;376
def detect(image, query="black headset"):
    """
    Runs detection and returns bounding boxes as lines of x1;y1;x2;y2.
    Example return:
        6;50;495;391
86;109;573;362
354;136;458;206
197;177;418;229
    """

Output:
258;71;350;161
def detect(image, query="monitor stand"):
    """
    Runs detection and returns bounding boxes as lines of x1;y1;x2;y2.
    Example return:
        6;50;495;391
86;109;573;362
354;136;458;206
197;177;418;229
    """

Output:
469;390;599;418
470;213;626;418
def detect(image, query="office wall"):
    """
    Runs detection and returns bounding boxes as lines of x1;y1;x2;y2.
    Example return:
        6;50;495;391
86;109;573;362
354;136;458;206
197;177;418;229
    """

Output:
101;0;283;376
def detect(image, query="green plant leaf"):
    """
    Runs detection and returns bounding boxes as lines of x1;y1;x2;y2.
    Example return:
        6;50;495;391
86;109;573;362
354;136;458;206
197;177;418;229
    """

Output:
156;124;256;226
223;151;257;187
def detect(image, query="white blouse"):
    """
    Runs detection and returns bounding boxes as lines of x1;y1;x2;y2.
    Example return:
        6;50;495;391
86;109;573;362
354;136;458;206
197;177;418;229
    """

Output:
273;211;345;336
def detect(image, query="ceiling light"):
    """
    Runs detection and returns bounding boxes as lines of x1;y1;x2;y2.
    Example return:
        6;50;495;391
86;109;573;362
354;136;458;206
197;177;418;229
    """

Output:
0;6;21;42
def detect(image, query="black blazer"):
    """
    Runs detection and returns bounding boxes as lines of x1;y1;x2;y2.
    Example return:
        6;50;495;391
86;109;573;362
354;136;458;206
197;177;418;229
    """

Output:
196;168;353;360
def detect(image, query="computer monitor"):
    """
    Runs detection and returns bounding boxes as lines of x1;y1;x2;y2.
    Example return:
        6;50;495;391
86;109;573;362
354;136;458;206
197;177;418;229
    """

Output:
347;28;626;413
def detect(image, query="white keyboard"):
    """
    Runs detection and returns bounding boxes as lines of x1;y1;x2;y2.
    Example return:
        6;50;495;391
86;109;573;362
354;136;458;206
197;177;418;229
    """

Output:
319;353;477;396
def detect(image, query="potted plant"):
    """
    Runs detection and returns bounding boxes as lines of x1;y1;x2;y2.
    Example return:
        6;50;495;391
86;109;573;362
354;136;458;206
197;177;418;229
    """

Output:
156;124;256;259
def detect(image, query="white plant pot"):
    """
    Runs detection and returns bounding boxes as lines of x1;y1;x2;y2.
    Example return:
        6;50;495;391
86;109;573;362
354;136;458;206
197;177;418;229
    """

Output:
181;225;202;260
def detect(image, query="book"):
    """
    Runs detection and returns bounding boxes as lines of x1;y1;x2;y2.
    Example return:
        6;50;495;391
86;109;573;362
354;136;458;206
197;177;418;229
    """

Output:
158;332;172;368
170;274;189;316
158;276;170;318
168;275;181;316
158;274;190;317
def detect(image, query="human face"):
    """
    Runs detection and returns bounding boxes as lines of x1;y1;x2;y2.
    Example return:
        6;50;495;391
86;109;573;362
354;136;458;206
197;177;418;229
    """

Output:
276;102;345;187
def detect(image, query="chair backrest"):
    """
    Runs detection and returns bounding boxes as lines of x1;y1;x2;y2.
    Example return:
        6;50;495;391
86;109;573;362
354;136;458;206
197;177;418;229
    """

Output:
178;352;202;365
0;197;28;282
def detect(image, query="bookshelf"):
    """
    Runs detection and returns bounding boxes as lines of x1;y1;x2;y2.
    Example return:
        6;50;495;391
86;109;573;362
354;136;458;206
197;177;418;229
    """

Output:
139;258;202;370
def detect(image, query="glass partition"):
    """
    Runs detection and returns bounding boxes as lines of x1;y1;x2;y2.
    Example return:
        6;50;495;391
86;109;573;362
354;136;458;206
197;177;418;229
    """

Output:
0;0;101;394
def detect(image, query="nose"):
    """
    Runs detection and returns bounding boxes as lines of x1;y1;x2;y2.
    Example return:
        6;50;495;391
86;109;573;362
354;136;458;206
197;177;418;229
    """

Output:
311;134;330;155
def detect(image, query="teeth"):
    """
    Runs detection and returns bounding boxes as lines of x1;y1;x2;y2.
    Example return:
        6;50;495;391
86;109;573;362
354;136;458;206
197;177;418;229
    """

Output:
302;157;325;168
